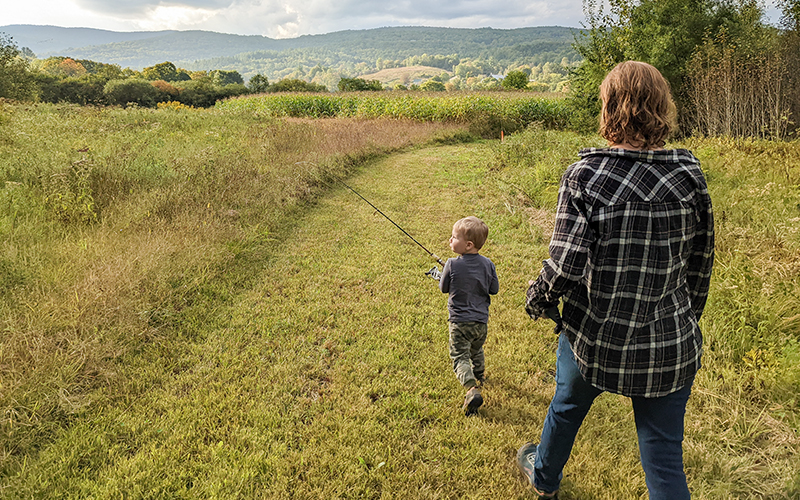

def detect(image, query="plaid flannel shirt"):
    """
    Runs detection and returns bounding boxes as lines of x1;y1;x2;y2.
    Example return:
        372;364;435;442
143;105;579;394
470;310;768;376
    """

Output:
526;148;714;398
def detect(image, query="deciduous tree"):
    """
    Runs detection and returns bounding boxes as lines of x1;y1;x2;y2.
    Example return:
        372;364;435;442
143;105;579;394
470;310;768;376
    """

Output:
0;34;35;100
247;74;269;93
502;70;529;90
337;77;382;91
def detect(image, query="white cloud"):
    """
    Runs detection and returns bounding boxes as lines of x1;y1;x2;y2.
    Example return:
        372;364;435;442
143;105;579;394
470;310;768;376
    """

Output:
132;5;219;30
4;0;587;38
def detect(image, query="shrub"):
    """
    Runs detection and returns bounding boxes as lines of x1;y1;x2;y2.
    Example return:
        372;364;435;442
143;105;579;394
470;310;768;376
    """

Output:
142;61;191;82
420;81;446;92
151;80;181;102
103;78;159;107
247;74;269;93
338;77;383;92
35;73;108;105
269;79;328;93
502;70;530;90
210;69;244;86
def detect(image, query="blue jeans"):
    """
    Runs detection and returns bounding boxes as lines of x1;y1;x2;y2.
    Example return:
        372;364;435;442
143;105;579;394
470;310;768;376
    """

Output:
534;333;693;500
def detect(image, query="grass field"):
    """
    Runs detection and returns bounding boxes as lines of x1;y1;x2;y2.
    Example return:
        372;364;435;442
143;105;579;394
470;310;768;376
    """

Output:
1;101;799;498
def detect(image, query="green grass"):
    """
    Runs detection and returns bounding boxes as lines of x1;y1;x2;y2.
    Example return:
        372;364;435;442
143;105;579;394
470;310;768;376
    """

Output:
1;102;799;498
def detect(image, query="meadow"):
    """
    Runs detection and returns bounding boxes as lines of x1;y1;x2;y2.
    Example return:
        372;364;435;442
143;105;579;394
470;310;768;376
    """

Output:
1;97;799;498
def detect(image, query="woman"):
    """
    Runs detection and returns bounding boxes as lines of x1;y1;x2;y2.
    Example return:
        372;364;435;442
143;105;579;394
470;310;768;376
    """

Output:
517;61;715;500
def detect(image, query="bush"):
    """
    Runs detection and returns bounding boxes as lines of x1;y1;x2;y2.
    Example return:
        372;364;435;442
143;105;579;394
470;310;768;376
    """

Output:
338;77;383;92
502;70;529;90
247;74;269;93
34;73;109;105
103;78;159;107
142;61;191;82
420;81;446;92
269;79;328;93
151;80;181;102
210;69;244;86
175;81;247;107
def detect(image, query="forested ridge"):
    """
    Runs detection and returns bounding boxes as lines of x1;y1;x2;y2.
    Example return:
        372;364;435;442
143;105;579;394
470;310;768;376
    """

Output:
0;24;579;80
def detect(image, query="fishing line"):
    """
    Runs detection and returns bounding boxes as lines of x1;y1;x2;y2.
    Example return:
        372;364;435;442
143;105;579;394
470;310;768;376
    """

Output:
337;179;444;266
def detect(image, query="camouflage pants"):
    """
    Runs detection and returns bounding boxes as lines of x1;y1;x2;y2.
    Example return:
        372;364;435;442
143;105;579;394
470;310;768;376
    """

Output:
448;321;488;388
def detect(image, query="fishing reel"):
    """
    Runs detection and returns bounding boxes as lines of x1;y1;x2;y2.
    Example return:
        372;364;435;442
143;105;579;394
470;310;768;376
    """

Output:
425;266;442;281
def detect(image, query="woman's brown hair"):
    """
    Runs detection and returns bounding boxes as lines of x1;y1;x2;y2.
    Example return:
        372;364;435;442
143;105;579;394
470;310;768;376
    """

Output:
599;61;677;150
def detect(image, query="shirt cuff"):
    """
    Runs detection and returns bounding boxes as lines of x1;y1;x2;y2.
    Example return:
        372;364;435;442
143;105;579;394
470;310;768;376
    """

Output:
525;276;560;319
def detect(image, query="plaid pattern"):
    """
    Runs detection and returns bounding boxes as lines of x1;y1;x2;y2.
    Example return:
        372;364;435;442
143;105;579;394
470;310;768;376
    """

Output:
527;148;714;398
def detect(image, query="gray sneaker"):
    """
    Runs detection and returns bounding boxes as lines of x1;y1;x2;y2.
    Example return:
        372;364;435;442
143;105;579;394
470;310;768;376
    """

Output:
462;387;483;416
516;442;558;499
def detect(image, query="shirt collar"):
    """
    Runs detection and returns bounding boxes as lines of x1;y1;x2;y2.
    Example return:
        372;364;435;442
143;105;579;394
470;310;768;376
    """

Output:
578;147;697;164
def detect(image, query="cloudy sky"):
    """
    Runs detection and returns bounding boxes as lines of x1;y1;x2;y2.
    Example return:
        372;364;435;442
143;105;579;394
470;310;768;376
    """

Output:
3;0;591;38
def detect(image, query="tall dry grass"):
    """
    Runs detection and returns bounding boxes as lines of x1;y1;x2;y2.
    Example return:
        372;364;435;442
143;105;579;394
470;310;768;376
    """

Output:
686;37;792;139
0;101;466;477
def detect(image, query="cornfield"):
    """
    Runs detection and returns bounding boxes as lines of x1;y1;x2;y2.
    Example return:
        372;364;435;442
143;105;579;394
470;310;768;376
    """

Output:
216;91;570;129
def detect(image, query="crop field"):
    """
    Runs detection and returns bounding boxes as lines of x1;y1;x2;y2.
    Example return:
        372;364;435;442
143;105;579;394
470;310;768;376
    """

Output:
216;91;569;131
1;99;799;498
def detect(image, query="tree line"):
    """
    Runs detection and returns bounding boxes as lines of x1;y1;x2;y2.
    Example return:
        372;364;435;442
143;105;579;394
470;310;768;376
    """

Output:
0;50;373;107
0;39;553;109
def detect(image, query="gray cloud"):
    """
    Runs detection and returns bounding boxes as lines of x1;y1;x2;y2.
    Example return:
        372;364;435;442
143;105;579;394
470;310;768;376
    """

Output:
74;0;235;15
72;0;585;37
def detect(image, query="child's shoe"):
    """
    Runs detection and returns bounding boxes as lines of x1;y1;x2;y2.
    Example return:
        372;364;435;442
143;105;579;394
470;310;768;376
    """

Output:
516;442;558;499
462;386;483;416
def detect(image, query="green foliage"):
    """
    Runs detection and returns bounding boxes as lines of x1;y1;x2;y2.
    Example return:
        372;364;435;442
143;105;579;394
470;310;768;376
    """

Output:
103;78;159;107
42;158;98;224
209;69;243;86
268;78;328;93
177;27;579;85
502;70;529;90
567;0;790;136
0;34;36;100
419;80;446;92
247;73;269;93
337;77;383;92
173;80;247;107
142;61;191;82
34;73;109;105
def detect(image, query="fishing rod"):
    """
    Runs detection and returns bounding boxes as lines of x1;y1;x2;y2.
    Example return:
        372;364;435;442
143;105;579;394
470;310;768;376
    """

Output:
337;179;445;271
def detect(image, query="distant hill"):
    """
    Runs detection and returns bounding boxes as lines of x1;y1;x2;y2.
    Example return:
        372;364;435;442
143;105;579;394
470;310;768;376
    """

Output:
177;26;581;83
0;24;581;85
0;25;178;55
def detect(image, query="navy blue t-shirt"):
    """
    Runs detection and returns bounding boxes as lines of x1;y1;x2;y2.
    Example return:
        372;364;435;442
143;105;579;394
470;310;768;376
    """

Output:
440;253;499;323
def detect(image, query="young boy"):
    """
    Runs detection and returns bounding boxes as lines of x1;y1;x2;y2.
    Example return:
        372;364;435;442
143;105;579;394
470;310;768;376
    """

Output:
439;216;499;416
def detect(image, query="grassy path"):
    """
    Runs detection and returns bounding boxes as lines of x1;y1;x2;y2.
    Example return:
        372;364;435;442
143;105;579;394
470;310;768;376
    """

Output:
144;142;646;499
8;143;720;498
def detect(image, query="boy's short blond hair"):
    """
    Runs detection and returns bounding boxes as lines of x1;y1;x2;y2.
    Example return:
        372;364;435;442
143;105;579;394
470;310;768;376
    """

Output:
454;216;489;250
599;61;677;150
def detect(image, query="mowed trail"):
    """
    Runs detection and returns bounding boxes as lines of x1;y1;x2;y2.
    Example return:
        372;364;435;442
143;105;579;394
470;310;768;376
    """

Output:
62;143;645;499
